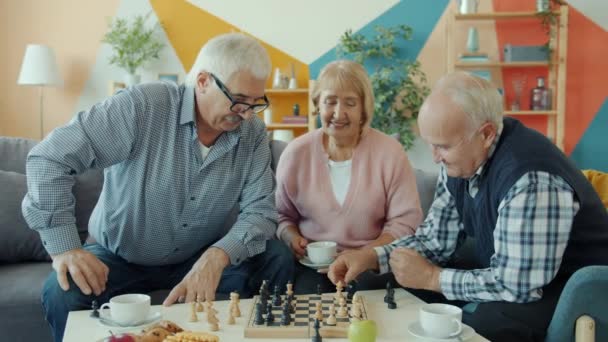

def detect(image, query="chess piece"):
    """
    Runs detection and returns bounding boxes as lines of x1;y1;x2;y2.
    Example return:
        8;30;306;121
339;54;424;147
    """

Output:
347;281;357;300
384;282;394;303
227;310;236;325
206;301;219;331
280;301;292;326
387;300;397;310
352;293;360;305
315;301;324;322
254;303;264;325
230;292;241;317
337;297;348;318
326;304;337;326
189;302;198;322
90;300;99;318
265;303;275;325
196;296;204;312
286;281;294;297
272;285;282;306
312;318;323;342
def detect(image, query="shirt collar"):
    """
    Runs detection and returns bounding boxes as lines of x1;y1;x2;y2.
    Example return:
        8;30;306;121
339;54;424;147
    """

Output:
469;126;503;180
179;86;196;125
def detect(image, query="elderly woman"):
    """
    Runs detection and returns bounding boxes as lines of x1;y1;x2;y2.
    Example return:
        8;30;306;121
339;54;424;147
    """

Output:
275;60;423;292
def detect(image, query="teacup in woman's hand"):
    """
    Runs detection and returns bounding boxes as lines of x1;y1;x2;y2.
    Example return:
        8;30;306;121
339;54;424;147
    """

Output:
306;241;337;264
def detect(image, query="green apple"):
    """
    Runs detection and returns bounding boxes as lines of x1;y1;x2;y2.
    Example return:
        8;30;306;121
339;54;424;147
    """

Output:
348;319;377;342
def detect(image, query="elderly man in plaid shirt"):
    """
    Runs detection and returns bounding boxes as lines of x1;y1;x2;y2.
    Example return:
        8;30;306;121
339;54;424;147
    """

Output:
23;33;294;342
329;71;608;342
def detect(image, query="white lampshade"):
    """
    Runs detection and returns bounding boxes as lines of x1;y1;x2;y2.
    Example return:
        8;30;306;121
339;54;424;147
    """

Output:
17;44;63;86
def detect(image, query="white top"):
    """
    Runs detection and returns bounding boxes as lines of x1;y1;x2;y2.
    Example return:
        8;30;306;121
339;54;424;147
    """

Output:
199;142;212;159
328;159;352;206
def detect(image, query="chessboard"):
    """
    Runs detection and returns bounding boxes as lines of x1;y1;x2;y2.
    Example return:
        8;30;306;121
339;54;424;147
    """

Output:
244;293;368;339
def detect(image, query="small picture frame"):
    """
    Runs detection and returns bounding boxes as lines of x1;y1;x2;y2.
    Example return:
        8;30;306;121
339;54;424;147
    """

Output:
158;73;179;83
109;81;126;95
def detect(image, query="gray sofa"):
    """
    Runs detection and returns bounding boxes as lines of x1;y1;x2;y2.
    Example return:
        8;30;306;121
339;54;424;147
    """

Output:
0;136;438;342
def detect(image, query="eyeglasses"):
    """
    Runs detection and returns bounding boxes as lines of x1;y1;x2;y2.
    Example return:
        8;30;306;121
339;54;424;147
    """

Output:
210;73;269;114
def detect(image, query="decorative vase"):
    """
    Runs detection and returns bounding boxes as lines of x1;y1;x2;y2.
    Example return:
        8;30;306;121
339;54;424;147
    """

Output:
124;73;141;87
536;0;550;12
458;0;479;14
272;68;283;89
466;27;479;53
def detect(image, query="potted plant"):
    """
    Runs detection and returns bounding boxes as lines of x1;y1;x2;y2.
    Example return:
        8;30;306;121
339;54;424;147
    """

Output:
337;25;430;150
102;14;164;86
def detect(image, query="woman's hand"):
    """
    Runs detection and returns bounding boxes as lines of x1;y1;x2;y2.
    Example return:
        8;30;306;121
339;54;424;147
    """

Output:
280;225;309;259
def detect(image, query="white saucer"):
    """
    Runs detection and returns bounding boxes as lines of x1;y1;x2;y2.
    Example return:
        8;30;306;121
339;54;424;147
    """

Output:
408;320;475;341
299;256;332;269
97;311;162;331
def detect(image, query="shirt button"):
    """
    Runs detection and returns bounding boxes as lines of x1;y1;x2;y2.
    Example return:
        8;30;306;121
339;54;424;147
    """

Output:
190;197;195;201
182;223;188;227
42;240;47;246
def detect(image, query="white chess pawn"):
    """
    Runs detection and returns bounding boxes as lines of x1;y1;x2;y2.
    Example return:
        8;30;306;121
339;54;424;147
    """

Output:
189;302;198;322
196;296;204;312
227;310;236;325
326;304;337;326
315;301;324;322
337;297;348;318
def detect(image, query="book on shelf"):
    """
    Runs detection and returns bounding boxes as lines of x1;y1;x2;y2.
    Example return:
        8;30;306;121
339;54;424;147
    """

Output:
282;116;308;124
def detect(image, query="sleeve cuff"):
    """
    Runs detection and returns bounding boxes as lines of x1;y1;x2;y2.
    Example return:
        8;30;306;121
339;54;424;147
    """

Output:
374;246;392;274
212;235;251;265
38;224;82;255
439;268;465;300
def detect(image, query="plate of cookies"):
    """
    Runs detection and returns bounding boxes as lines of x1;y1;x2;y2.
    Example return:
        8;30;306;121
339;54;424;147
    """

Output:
96;320;218;342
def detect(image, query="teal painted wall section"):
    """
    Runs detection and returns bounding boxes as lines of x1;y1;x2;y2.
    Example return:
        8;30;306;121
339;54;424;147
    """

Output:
309;0;450;79
571;98;608;172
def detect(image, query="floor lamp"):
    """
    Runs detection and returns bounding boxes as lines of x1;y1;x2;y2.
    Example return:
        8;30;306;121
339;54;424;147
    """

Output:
17;44;63;140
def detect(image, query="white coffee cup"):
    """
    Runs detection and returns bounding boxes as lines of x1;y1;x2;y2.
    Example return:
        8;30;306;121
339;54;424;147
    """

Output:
99;294;151;326
419;303;463;338
307;241;337;264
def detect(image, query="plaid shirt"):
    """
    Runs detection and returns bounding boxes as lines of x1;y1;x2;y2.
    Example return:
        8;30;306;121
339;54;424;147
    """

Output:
22;82;277;266
375;135;580;303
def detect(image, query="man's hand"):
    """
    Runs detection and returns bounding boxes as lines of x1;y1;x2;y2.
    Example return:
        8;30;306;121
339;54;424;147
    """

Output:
280;226;308;259
328;249;379;285
163;247;230;306
389;248;442;292
51;249;109;296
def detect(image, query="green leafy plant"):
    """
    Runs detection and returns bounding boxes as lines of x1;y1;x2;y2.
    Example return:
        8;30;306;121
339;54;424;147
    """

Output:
536;0;566;63
337;25;430;149
102;15;164;75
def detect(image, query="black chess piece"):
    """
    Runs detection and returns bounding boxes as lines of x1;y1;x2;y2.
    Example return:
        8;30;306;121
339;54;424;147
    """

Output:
254;303;264;325
272;285;282;306
90;300;99;318
311;318;322;342
347;281;357;300
317;284;322;295
387;300;397;310
384;282;393;303
265;303;275;325
280;301;291;326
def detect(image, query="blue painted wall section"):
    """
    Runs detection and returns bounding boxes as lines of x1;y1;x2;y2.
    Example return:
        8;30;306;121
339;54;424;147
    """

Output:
309;0;450;79
571;97;608;172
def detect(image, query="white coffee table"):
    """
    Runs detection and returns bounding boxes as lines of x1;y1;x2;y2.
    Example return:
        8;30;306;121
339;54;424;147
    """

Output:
63;288;489;341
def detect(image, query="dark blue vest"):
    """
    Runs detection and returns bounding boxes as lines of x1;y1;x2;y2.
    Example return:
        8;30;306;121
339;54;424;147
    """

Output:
447;118;608;276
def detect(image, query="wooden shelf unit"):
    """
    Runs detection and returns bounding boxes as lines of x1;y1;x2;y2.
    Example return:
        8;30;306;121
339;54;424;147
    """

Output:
446;6;569;150
261;81;315;137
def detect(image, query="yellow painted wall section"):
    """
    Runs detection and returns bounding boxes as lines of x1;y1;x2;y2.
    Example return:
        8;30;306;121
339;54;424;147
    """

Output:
151;0;310;123
0;0;121;139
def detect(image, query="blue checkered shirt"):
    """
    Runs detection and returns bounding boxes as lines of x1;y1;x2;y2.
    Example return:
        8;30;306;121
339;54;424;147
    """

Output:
375;137;580;303
22;82;277;266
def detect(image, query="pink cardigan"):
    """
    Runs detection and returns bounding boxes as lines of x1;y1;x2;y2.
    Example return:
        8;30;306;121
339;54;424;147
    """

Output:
275;128;423;250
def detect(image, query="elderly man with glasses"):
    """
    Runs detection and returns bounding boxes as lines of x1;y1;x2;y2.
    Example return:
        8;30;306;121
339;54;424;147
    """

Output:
23;33;294;342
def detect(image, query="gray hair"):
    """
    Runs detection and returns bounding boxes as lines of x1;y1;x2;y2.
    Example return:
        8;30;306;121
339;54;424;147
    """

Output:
184;33;271;87
434;71;504;135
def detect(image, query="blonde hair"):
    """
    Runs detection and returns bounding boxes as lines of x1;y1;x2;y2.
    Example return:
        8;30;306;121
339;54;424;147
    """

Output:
434;71;504;134
184;33;271;87
312;60;375;128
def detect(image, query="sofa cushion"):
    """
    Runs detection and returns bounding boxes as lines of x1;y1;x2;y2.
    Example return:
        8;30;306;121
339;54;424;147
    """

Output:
0;137;38;174
0;170;50;262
